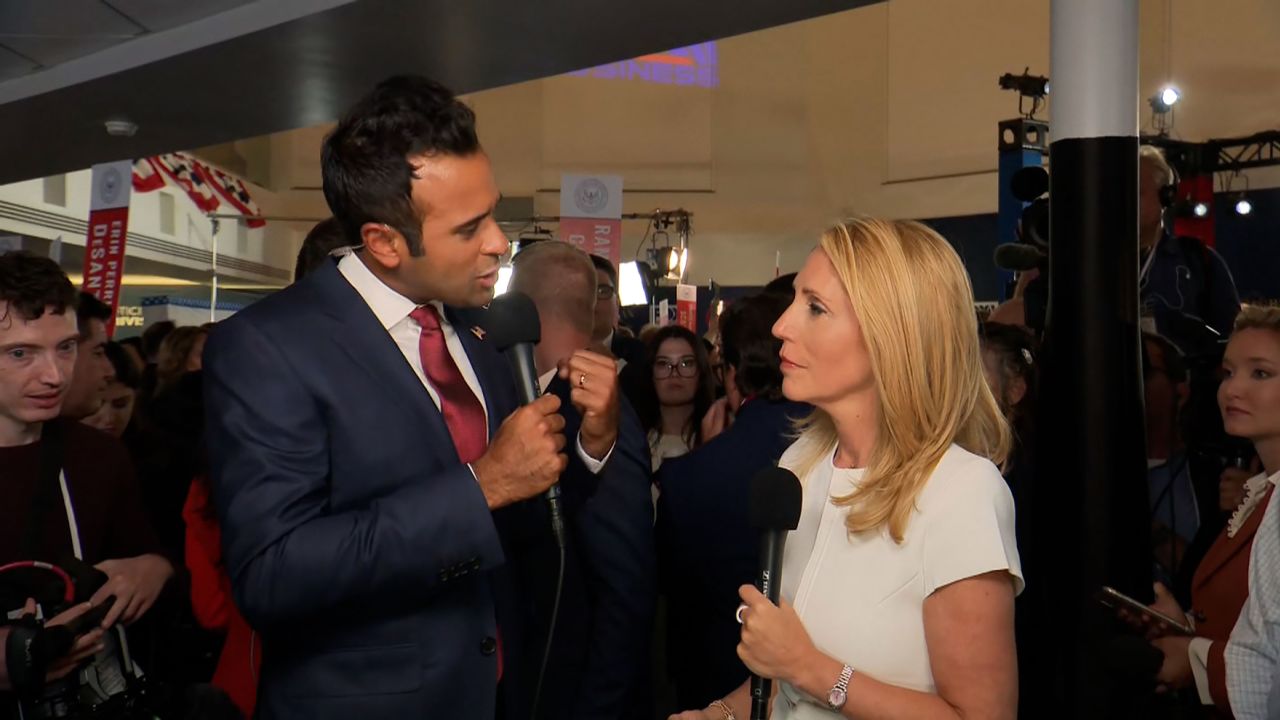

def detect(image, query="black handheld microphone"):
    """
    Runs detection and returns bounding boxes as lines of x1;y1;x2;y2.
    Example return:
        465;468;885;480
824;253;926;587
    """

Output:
484;291;566;547
747;467;804;720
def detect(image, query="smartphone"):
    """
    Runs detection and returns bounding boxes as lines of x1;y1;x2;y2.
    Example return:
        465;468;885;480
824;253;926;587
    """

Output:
1097;586;1194;636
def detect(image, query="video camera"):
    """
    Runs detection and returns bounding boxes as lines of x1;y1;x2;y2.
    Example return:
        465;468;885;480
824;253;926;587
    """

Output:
2;557;163;720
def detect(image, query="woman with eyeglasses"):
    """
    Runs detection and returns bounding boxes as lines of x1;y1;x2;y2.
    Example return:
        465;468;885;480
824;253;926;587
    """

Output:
637;325;716;472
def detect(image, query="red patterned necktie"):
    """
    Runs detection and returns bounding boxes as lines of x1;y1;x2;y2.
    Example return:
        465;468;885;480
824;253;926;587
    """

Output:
410;305;488;463
408;305;502;681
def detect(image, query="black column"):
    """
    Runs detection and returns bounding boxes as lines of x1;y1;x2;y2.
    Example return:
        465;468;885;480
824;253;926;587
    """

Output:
1034;1;1153;716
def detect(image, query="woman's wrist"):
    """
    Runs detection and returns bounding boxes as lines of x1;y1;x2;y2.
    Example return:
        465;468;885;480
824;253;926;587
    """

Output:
707;699;736;719
790;647;846;702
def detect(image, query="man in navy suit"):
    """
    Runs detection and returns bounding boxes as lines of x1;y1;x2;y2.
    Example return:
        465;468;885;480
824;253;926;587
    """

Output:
499;242;656;719
654;289;810;710
203;76;615;719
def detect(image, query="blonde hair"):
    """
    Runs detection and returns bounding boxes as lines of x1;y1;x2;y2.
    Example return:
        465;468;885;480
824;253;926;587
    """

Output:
1233;303;1280;335
1139;145;1175;188
789;218;1010;543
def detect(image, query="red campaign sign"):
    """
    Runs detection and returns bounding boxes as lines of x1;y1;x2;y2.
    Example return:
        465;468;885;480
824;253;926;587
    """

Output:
82;206;129;335
559;217;622;266
676;284;697;332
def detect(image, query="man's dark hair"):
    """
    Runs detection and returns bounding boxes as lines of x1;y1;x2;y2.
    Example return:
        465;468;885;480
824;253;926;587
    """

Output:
76;291;112;337
321;75;480;258
763;272;797;298
589;253;618;288
721;292;791;401
103;341;140;389
0;251;76;324
294;217;350;282
141;320;176;360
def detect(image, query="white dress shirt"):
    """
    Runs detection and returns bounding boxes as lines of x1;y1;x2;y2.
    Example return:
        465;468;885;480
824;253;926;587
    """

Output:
339;254;606;472
1225;469;1280;719
340;253;489;430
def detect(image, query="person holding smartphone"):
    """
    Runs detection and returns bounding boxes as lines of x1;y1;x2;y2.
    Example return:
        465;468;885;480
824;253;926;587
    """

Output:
1121;305;1280;713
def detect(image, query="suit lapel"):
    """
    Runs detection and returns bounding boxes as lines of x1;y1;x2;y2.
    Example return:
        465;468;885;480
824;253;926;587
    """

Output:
310;262;456;456
1194;485;1275;592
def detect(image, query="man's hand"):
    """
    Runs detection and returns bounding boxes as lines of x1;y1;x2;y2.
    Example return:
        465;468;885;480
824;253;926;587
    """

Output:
44;600;108;681
1151;635;1194;690
91;554;174;628
472;393;568;509
558;350;620;461
0;599;106;690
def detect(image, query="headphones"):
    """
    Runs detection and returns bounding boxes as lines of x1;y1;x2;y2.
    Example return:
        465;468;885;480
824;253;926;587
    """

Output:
1149;147;1180;209
1159;164;1180;209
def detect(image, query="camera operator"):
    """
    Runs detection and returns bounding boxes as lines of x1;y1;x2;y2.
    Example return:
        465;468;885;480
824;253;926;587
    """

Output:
0;252;172;715
1138;145;1240;353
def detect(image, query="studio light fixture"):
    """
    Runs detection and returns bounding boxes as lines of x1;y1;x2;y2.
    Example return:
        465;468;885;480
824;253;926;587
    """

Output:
1227;171;1253;216
618;261;649;306
1149;84;1181;136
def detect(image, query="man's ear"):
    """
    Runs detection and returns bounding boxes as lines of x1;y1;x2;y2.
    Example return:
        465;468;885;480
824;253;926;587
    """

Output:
1006;374;1028;408
361;223;403;270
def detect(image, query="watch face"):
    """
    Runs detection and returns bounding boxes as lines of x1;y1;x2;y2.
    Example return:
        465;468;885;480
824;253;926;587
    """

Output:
827;687;848;709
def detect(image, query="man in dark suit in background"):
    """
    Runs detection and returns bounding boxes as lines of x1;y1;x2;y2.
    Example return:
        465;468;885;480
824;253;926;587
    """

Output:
203;76;579;720
655;289;810;710
502;242;655;719
590;253;646;369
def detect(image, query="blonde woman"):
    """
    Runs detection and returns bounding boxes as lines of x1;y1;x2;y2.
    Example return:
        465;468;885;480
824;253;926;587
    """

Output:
673;219;1022;719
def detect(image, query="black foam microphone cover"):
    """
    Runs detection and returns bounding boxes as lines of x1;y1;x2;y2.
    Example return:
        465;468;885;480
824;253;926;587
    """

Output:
993;243;1047;272
484;291;543;406
749;467;803;533
1010;165;1049;202
484;291;542;351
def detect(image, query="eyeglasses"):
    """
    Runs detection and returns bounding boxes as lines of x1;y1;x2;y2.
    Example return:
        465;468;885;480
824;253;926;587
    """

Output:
654;356;699;378
597;284;617;300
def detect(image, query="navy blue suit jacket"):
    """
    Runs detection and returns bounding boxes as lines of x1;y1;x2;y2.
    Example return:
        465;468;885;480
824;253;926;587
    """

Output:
654;398;810;709
495;377;655;719
203;261;519;720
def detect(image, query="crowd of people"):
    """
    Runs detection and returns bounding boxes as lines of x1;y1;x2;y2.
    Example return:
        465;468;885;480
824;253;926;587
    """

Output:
0;74;1276;720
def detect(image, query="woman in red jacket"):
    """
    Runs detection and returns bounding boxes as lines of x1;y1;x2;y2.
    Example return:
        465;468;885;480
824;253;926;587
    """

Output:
184;476;261;718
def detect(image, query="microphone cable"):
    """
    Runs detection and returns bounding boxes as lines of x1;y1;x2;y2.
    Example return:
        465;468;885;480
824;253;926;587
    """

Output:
530;527;566;720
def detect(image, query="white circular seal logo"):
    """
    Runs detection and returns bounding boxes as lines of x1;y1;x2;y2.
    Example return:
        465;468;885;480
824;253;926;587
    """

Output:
574;178;609;214
101;167;123;205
